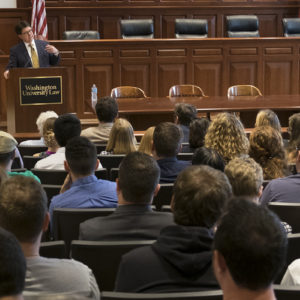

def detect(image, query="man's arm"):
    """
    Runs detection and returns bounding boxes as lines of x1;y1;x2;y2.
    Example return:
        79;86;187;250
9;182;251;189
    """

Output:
45;44;60;66
3;47;18;79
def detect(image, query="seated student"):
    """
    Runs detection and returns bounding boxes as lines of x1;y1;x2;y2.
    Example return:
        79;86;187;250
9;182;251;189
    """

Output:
174;103;197;143
213;198;287;300
0;131;40;182
0;227;26;300
79;152;174;241
138;126;155;156
49;136;118;225
153;122;190;183
188;117;210;153
0;176;100;299
286;113;300;164
192;147;225;172
81;96;118;143
19;110;58;146
115;165;232;292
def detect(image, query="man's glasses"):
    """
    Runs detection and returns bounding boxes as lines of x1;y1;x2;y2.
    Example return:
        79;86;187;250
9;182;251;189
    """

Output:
21;29;33;35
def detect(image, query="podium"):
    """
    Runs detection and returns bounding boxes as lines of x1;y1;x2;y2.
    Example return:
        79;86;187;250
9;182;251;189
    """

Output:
6;67;69;134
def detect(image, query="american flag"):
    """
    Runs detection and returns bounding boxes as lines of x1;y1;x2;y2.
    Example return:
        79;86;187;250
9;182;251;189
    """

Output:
31;0;48;39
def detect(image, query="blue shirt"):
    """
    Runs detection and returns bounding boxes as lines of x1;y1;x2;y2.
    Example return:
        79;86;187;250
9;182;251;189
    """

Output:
49;175;118;224
157;157;191;183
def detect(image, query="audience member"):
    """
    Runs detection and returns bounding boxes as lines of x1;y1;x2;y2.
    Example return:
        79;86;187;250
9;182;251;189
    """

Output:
0;131;39;182
152;122;190;183
174;103;197;143
187;117;210;152
0;176;100;299
19;111;58;146
33;117;59;158
49;136;117;225
260;145;300;205
213;198;287;300
205;112;249;163
0;227;26;300
249;126;289;180
115;165;232;292
192;147;225;171
104;118;136;154
138;126;155;156
255;109;281;132
286;113;300;164
81;97;118;143
34;113;84;169
79;152;174;241
225;157;263;202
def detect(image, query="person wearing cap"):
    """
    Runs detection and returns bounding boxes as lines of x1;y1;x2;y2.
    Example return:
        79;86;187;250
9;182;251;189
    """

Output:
0;131;40;182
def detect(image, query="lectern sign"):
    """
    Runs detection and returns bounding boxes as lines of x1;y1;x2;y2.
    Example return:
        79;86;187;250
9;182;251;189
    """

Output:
19;76;63;105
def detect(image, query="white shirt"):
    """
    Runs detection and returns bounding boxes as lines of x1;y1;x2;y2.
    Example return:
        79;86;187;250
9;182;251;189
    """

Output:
281;259;300;286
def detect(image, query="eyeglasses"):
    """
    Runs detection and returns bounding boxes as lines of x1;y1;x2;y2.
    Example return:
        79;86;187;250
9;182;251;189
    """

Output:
21;29;33;35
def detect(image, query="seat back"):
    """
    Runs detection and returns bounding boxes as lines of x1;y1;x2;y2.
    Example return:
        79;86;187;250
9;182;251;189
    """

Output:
283;18;300;37
268;203;300;233
153;183;174;210
23;155;42;170
101;290;223;300
111;86;146;98
227;85;262;97
226;15;259;37
40;240;67;259
18;145;47;156
62;31;100;40
274;284;300;300
120;19;154;39
177;152;193;161
175;19;208;38
52;208;116;253
42;184;61;206
98;154;125;171
169;85;206;97
71;240;155;291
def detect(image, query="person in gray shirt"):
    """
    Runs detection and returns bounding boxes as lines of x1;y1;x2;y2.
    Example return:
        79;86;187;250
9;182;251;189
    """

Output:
0;176;100;299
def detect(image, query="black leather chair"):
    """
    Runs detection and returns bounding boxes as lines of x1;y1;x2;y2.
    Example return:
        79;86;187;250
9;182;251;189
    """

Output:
120;19;154;39
175;19;208;38
52;208;116;254
226;15;259;37
23;155;42;169
71;240;155;291
18;145;47;156
153;183;174;210
283;18;300;37
62;30;100;40
101;290;223;300
40;240;67;259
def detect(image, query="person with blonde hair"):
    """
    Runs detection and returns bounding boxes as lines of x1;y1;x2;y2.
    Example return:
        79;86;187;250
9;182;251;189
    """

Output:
138;126;155;156
249;126;289;180
105;118;136;154
205;112;249;163
33;117;59;158
255;109;281;132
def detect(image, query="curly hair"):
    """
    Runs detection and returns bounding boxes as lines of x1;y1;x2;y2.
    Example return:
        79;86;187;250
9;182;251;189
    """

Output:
204;112;249;163
255;109;281;132
42;117;59;149
249;126;289;180
286;113;300;164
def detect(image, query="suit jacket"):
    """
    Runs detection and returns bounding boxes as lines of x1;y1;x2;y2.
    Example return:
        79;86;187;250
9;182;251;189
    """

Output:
79;204;174;241
6;40;60;70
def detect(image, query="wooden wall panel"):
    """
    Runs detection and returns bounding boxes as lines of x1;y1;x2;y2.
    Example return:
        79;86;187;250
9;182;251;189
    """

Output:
229;62;258;87
259;15;279;37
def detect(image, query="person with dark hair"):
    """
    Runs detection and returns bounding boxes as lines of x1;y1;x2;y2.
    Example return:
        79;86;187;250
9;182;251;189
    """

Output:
188;117;210;152
286;113;300;164
213;198;287;300
174;103;197;143
81;97;118;143
192;147;225;171
115;165;232;292
153;122;190;183
3;20;60;79
0;176;100;299
49;136;117;225
79;151;174;241
34;113;91;169
0;227;26;300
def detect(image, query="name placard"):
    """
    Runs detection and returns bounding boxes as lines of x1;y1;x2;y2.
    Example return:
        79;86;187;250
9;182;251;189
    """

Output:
19;76;63;105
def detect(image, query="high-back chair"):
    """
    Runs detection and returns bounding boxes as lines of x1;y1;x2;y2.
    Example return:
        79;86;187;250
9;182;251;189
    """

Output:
120;19;154;39
226;15;259;37
227;85;262;97
62;31;100;40
282;18;300;37
111;86;146;98
169;84;206;97
175;19;208;38
71;240;155;291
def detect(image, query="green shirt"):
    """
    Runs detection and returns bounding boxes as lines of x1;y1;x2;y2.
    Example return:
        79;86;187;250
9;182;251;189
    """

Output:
8;170;41;183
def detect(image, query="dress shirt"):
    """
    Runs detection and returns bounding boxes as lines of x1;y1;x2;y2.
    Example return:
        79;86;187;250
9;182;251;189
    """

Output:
81;123;113;143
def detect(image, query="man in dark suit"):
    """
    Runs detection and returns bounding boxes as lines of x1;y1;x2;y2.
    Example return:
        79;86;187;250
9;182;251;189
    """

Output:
79;151;174;241
3;20;60;79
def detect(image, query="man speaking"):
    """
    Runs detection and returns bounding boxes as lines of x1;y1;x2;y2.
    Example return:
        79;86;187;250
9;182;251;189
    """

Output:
3;20;60;79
